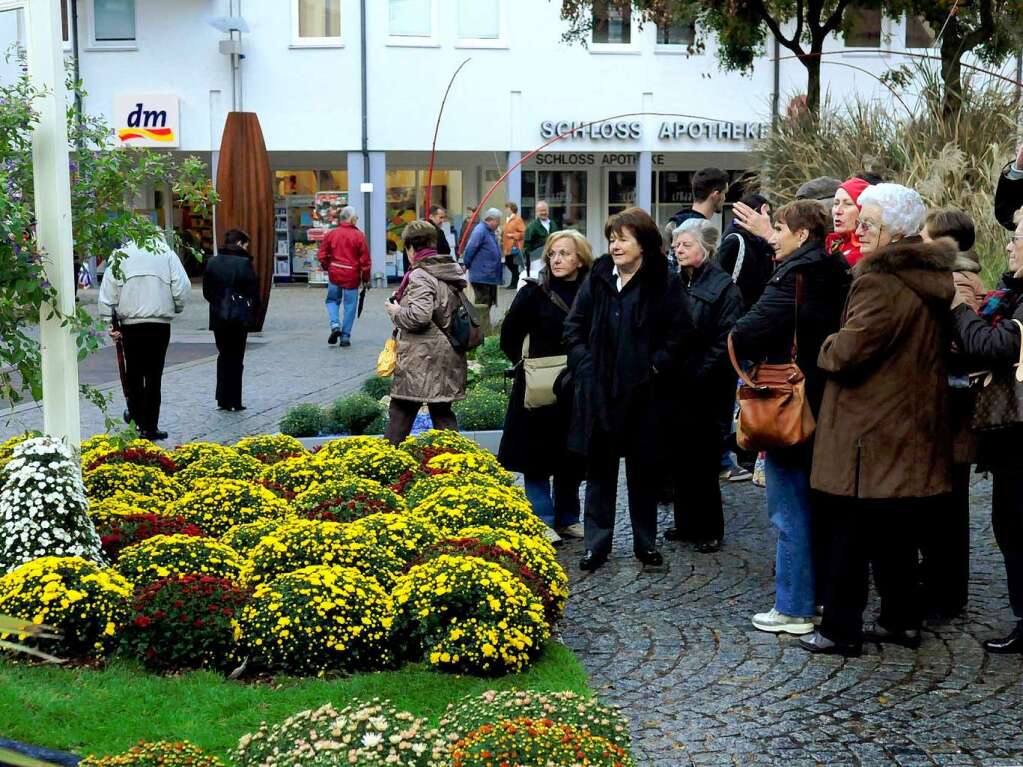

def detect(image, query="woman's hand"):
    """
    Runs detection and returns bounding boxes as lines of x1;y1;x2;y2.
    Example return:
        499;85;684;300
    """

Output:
384;298;400;320
732;201;773;240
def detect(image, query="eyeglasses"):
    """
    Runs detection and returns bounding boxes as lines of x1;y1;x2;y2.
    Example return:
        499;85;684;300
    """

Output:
1011;235;1023;243
854;218;881;233
549;249;576;260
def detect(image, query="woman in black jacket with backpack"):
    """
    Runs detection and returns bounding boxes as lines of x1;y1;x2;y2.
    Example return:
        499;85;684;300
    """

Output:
498;230;592;542
203;229;259;412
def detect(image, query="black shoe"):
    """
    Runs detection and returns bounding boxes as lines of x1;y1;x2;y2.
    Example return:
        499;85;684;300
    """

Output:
983;622;1023;654
798;631;862;657
230;405;247;412
579;550;607;572
141;429;168;441
635;549;663;566
328;328;340;345
217;403;230;411
694;538;721;553
122;409;132;424
664;527;690;542
864;622;921;649
339;338;351;348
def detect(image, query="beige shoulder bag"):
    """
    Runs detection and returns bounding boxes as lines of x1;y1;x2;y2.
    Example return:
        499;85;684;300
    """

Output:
522;335;568;410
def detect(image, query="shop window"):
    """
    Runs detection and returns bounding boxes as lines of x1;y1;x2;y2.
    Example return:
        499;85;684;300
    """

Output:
607;171;636;217
521;171;587;234
592;0;630;45
294;0;341;44
386;169;462;254
657;17;695;46
843;5;881;47
275;170;348;197
92;0;135;43
389;0;432;38
652;171;693;229
905;14;935;48
457;0;501;41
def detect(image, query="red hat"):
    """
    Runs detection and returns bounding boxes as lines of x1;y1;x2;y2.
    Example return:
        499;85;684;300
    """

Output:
839;177;871;207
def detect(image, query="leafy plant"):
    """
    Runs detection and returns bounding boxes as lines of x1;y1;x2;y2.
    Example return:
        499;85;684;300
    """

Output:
453;387;508;431
361;375;393;400
325;393;386;436
472;336;512;378
278;403;327;437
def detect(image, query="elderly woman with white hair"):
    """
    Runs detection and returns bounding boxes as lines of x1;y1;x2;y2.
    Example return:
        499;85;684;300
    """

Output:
462;206;505;308
800;183;957;657
667;218;743;552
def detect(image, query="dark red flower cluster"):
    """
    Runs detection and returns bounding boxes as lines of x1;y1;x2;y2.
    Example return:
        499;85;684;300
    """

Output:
390;447;457;494
85;447;179;474
121;575;250;672
300;495;389;523
250;450;307;465
95;514;204;560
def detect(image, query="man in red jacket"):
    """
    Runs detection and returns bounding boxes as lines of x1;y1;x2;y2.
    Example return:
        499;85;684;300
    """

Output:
316;206;371;347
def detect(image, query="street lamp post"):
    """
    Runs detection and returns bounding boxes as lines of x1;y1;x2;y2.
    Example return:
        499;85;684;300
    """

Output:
1;0;80;445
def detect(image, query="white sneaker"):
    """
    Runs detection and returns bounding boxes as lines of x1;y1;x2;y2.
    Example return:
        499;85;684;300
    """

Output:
556;523;585;539
542;526;563;546
751;608;815;635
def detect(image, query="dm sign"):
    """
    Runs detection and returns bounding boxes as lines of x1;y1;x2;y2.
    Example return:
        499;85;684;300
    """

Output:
113;94;180;148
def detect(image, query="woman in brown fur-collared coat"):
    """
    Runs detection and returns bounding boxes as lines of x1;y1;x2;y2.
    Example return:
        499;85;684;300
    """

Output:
800;184;956;658
384;220;469;445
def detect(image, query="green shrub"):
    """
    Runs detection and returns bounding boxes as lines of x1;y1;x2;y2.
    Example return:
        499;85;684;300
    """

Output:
474;335;512;378
361;375;393;400
325;393;386;436
364;413;388;435
475;375;508;395
279;403;326;437
454;386;508;431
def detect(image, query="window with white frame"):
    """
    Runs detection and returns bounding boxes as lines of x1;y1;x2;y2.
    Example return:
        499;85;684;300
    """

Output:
92;0;135;43
294;0;341;44
457;0;501;41
592;0;631;45
389;0;432;38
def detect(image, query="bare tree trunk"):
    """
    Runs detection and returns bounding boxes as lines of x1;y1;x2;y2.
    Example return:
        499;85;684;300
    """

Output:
940;29;964;123
804;50;822;118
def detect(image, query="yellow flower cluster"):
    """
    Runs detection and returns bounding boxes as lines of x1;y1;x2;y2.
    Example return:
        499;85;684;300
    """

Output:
79;433;116;456
339;444;419;486
349;512;442;567
115;534;244;585
175;451;263;485
84;463;182;503
80;438;170;472
398;429;482;462
0;556;132;657
88;496;149;526
412;485;549;538
219;518;282;556
426;452;514;485
171;441;238;469
79;740;225;767
166;478;292;537
449;717;634;767
293;476;407;517
392;554;549;675
237;564;395;675
314;435;389;461
233;434;308;465
404;472;504;510
259;455;344;494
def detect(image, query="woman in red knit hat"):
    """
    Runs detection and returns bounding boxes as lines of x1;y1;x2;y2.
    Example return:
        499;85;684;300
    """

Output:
826;177;870;266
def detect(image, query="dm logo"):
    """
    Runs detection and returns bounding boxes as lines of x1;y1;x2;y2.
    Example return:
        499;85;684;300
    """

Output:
114;95;180;148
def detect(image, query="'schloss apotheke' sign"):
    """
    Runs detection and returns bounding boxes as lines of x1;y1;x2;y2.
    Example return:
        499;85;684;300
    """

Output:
540;119;769;143
113;94;180;148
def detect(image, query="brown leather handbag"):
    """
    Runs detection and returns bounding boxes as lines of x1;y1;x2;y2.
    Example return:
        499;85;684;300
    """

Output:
970;319;1023;432
727;275;816;451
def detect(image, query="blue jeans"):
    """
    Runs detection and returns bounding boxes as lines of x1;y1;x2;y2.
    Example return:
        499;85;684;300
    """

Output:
325;284;359;339
524;472;581;529
765;452;815;617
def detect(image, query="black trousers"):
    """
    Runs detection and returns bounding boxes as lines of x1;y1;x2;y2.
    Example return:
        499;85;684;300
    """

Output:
672;421;724;543
992;465;1023;619
214;328;248;409
504;255;519;287
121;322;171;433
818;494;924;644
584;448;658;557
919;465;970;615
385;397;458;446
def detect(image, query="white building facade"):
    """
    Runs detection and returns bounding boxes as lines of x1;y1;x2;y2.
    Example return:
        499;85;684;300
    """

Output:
1;0;966;279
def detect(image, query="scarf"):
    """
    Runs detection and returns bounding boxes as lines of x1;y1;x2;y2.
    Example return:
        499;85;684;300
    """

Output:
825;230;863;266
978;288;1021;326
395;247;438;302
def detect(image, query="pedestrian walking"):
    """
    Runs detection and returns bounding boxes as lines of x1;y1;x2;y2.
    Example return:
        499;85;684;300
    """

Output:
802;183;954;657
98;238;191;441
952;205;1023;654
384;220;468;445
317;205;371;347
666;218;743;553
498;229;592;542
202;229;259;412
667;167;729;229
462;207;504;308
502;202;527;288
564;207;697;572
730;200;849;636
524;200;555;264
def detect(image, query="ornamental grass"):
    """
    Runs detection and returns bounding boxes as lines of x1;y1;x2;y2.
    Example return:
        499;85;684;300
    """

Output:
238;565;395;675
0;556;132;658
115;535;244;586
233;434;309;465
84;462;182;503
78;740;225;767
166;478;292;537
392;554;550;675
412;485;548;538
449;717;634;767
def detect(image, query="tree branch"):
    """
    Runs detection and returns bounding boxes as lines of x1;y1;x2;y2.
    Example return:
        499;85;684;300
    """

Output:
794;0;805;43
821;0;854;35
960;0;997;53
750;0;801;52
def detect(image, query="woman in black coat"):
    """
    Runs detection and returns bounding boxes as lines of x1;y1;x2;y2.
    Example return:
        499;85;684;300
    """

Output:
953;207;1023;654
564;207;698;572
202;228;259;411
498;230;592;541
668;218;744;552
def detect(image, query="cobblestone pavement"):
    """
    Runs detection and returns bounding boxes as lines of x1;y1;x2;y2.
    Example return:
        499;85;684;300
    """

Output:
557;477;1023;767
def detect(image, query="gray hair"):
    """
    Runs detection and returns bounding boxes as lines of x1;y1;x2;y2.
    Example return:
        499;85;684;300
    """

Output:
339;205;357;222
483;207;503;221
672;218;720;262
858;183;926;237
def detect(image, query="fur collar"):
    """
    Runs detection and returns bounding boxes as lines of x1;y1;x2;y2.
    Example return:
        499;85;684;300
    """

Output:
854;236;957;277
952;251;981;273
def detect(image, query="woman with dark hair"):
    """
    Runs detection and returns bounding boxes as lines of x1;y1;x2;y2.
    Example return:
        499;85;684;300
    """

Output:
202;228;259;412
730;200;849;636
564;207;697;571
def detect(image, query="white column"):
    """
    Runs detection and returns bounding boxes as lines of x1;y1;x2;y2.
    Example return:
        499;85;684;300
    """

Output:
16;0;80;445
507;151;522;206
368;151;387;280
636;151;652;212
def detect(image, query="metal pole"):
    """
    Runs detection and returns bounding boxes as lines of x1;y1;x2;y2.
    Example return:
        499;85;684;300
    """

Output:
771;35;780;129
13;0;81;445
359;0;370;252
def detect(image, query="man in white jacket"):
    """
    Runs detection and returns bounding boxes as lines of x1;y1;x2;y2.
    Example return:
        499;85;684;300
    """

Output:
98;239;190;441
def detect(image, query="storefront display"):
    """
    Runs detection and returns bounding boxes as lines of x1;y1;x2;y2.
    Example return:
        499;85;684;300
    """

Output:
521;170;587;233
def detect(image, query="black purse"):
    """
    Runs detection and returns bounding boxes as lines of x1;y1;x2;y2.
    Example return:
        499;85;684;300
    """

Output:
220;290;255;329
970;319;1023;432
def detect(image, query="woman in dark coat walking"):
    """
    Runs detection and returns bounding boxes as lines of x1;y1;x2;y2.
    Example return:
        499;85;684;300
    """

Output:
952;206;1023;654
564;207;697;572
667;218;744;552
499;230;592;540
202;229;259;411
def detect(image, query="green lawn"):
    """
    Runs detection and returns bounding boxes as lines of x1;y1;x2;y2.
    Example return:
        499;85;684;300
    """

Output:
0;643;588;761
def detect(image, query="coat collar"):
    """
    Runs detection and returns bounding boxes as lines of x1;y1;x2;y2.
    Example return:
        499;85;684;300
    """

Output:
771;241;827;282
684;260;733;302
853;236;956;277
